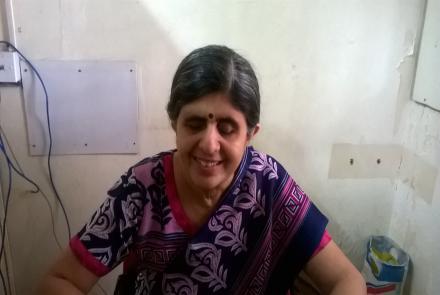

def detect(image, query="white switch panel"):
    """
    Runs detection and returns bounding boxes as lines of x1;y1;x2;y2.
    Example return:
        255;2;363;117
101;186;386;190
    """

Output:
0;51;21;83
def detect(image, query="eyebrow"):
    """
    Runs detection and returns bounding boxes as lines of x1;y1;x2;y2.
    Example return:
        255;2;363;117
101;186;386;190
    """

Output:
183;114;239;127
217;117;239;129
183;115;207;123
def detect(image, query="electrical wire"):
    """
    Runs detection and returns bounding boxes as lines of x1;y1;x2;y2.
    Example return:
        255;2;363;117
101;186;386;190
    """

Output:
0;62;65;294
0;127;69;295
0;40;71;239
0;121;109;295
0;133;15;260
0;130;39;194
97;282;109;295
0;41;70;293
0;124;109;295
0;126;63;250
0;269;7;295
0;43;108;295
0;132;12;295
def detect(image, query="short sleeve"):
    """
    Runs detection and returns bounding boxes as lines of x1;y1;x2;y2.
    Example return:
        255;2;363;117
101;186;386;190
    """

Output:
69;167;148;276
312;230;332;257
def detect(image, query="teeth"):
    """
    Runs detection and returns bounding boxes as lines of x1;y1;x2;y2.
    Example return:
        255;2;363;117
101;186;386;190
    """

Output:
196;158;219;167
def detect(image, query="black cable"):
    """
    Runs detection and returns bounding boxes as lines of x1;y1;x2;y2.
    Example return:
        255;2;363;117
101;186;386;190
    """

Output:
0;133;13;261
0;268;7;295
0;44;108;295
0;40;71;238
0;129;33;295
0;43;111;295
0;133;12;295
1;130;64;248
0;133;39;194
0;129;63;294
97;282;109;295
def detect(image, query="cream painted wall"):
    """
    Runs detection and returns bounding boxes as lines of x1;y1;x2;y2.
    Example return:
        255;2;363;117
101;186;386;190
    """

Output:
389;102;440;294
0;0;438;294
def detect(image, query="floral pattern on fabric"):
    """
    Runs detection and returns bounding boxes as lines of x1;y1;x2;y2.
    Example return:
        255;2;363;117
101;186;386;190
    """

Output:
162;273;198;295
134;269;157;295
249;150;278;180
77;168;148;268
186;243;228;292
75;157;175;270
149;162;172;229
71;148;328;295
208;205;247;255
233;172;266;219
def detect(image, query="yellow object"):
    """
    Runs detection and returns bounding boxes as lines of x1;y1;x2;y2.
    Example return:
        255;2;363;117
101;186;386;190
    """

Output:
371;247;399;265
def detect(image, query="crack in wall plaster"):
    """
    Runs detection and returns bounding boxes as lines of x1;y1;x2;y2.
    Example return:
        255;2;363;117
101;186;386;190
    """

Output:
394;53;417;135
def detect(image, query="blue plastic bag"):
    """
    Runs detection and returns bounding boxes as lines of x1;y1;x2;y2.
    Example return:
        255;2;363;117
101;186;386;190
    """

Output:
361;236;410;294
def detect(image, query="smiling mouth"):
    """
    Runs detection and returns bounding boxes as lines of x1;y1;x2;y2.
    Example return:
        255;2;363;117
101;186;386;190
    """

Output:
194;157;222;168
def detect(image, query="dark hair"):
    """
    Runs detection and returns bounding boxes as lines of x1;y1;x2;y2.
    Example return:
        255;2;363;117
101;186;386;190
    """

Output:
167;45;260;130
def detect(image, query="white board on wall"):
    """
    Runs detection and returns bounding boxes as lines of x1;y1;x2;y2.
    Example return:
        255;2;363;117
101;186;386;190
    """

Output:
412;0;440;111
21;60;139;155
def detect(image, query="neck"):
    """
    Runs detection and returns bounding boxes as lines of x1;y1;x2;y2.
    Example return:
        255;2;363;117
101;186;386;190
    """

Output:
173;152;228;209
197;189;223;208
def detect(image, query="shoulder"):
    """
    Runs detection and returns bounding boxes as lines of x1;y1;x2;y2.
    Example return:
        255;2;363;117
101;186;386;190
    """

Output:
132;149;175;170
245;147;310;204
105;150;174;197
246;146;290;182
125;150;175;187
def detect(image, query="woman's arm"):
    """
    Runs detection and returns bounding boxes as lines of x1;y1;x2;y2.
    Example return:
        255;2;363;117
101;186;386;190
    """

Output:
36;247;99;295
304;240;366;295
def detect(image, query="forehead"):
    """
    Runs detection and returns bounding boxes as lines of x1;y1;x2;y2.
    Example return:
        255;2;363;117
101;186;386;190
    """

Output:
178;93;246;122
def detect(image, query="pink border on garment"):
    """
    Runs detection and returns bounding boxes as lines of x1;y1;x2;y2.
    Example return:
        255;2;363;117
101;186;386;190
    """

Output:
163;154;197;236
312;230;332;257
69;236;110;277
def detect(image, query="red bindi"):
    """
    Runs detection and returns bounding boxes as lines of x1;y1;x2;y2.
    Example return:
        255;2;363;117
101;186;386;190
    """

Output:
208;113;214;119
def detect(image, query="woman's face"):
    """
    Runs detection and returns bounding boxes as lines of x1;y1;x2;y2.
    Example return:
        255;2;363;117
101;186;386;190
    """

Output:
173;92;259;194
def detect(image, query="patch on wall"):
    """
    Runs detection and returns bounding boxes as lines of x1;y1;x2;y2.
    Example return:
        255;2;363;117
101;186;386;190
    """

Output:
328;143;438;204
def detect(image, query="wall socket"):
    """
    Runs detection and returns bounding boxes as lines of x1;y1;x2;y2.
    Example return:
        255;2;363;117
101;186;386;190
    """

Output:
0;51;21;83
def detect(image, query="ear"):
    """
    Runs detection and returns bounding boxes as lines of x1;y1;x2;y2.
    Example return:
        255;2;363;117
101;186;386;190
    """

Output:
247;123;260;141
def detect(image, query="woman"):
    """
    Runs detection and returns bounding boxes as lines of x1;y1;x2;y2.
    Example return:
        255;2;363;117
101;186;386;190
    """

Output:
37;45;366;294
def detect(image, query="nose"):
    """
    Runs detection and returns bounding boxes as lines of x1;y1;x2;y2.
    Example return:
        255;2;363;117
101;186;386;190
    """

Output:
198;124;220;154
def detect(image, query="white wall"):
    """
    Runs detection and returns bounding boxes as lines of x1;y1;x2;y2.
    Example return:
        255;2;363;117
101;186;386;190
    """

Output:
0;1;438;294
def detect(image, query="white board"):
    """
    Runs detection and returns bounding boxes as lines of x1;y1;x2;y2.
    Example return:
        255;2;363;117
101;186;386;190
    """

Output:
412;0;440;111
21;60;139;155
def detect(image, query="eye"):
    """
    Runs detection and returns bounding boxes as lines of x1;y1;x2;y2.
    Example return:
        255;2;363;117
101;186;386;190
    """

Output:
185;118;205;131
217;121;235;135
